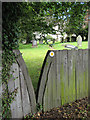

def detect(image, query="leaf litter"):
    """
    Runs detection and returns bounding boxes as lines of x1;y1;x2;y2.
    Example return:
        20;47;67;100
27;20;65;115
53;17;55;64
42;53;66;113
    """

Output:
25;97;90;119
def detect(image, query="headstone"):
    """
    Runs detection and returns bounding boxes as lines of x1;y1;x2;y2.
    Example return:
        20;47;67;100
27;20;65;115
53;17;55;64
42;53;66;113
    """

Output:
39;40;43;44
77;35;82;47
47;40;51;42
32;40;37;46
64;44;78;49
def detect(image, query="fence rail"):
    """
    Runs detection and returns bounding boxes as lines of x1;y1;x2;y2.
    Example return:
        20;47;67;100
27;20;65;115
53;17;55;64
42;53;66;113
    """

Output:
37;49;88;111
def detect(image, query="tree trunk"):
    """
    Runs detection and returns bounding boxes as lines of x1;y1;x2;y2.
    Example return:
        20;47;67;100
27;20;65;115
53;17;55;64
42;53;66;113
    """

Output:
26;36;30;44
80;34;84;41
53;39;55;44
60;37;64;43
26;33;32;44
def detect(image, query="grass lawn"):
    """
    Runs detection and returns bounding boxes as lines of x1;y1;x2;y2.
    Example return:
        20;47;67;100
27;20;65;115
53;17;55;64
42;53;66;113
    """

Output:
19;41;88;92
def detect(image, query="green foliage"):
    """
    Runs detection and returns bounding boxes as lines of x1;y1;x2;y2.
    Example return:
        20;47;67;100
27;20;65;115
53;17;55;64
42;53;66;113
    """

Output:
64;2;88;36
16;2;89;44
19;2;56;44
2;2;23;50
2;2;23;118
19;2;89;44
36;103;43;112
2;50;18;118
46;35;53;40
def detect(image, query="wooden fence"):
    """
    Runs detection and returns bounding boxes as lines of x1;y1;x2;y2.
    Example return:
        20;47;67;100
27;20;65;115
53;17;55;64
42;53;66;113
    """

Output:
7;50;36;118
37;49;88;112
1;49;88;118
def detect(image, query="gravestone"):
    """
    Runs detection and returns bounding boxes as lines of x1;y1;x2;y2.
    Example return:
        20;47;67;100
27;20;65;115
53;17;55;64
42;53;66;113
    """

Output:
32;40;37;46
77;35;82;47
39;40;43;44
64;44;78;50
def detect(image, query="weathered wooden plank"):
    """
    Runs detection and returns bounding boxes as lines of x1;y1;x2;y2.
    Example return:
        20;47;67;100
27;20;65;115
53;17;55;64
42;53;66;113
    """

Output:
13;50;36;113
72;50;76;101
86;50;88;97
37;51;52;108
47;62;53;111
37;51;50;103
68;50;76;102
83;49;88;96
19;68;31;117
59;50;68;105
50;63;54;109
56;50;61;107
59;50;63;106
82;50;87;97
13;63;23;118
44;51;56;111
75;50;80;99
43;50;56;110
74;51;77;100
60;50;65;105
75;49;83;99
43;85;48;112
52;51;57;107
80;49;84;99
78;49;83;99
88;49;90;102
62;50;68;104
8;64;18;118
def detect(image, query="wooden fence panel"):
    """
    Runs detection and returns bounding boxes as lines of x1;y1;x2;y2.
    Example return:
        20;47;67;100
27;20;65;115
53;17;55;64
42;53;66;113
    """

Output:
37;49;88;112
8;50;36;118
4;49;88;117
14;50;36;114
19;68;31;117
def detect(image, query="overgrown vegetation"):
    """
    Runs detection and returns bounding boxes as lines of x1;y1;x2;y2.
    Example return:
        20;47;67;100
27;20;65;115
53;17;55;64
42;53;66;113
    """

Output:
2;3;23;118
18;2;88;44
